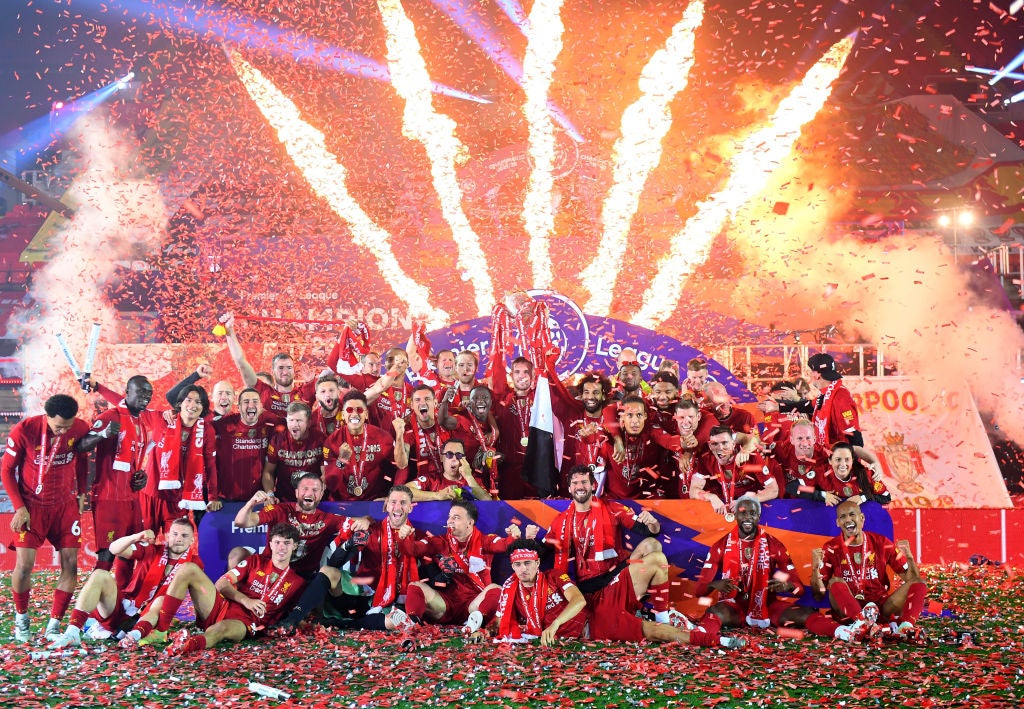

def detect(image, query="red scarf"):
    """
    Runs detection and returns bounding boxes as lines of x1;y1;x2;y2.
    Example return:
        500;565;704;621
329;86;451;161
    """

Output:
156;417;208;510
721;527;771;622
336;320;371;368
445;527;489;591
813;380;842;447
496;571;549;641
110;403;144;474
371;522;419;608
135;542;197;616
550;500;620;572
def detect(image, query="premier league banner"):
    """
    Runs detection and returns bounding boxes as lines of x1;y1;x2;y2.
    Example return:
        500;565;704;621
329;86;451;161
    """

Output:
199;499;893;611
425;290;759;403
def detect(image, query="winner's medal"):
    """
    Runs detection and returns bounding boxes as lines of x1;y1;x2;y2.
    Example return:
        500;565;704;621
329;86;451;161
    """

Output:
724;512;735;523
353;485;364;498
520;436;529;447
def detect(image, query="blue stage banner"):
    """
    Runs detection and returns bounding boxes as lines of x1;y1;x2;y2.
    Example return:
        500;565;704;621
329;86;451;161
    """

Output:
198;499;893;603
425;290;758;403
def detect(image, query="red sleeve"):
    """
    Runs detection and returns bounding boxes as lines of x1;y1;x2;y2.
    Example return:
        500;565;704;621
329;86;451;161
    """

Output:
693;537;726;597
399;533;441;558
833;388;859;434
484;534;514;553
649;426;681;452
96;383;122;406
606;500;637;530
1;422;27;508
298;380;317;406
326;342;342;374
491;368;510;402
546;366;579;422
820;541;839;584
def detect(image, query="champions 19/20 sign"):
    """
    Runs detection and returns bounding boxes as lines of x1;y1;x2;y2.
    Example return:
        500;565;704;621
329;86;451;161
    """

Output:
425;290;757;404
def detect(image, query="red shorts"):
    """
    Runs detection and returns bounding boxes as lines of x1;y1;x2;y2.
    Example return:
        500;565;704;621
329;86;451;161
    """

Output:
716;597;797;627
92;589;131;632
587;567;644;642
13;502;80;551
201;595;259;637
138;493;182;534
434;583;484;625
92;498;144;550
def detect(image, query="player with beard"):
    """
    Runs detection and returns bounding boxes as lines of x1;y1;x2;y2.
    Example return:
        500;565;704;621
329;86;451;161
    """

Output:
262;402;325;502
364;347;414;431
694;497;815;631
397;384;451;481
690;426;777;518
49;518;199;649
694;383;755;446
661;399;703;498
439;385;502;497
647;371;681;432
323;391;404;501
548;372;623;496
441;350;482;414
809;501;928;643
138;387;222;532
401;498;519;632
335;351;381;392
606;395;671;499
274;485;424;633
490;357;537;497
3;395;92;642
542;467;736;646
211;388;279;503
607;359;645;408
815;443;891;506
233;473;371;578
409;438;492;501
158;523;307;656
222;312;315;416
311;374;344;437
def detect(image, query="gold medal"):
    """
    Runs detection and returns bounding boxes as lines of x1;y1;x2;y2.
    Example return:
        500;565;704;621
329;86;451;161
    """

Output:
724;513;735;523
842;485;853;497
353;485;364;497
520;436;529;447
855;593;865;601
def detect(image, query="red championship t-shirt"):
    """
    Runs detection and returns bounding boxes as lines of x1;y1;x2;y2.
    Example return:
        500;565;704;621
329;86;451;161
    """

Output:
266;429;325;501
1;415;90;509
323;425;400;501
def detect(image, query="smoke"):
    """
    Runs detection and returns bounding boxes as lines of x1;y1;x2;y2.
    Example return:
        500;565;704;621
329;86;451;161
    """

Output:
11;116;167;413
722;155;1024;444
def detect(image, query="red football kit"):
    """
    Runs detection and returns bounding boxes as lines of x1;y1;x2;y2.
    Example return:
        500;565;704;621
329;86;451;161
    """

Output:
203;554;306;635
253;380;316;417
211;412;279;502
1;415;90;550
820;530;909;606
256;503;349;578
266;428;325;501
323;424;401;501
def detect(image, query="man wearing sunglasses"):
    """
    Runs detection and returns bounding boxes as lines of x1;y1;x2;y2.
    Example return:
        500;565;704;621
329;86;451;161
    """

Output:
408;439;492;501
323;391;405;501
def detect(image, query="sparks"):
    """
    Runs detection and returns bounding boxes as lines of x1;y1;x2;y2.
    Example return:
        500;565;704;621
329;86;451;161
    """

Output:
376;0;495;315
228;50;449;328
581;1;705;316
631;35;856;328
521;0;567;289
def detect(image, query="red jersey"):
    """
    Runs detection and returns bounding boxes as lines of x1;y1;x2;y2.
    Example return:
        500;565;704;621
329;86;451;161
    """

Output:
509;570;580;631
452;414;498;478
821;531;909;604
815;467;892;505
371;382;412;431
695;407;755;445
122;542;203;608
771;439;830;498
401;530;512;593
691;451;774;505
257;503;348;577
220;554;306;628
266;428;325;501
1;415;90;509
337;371;378;392
254;380;316;417
311;406;344;438
813;380;860;447
353;520;424;589
548;500;639;581
212;412;279;502
90;406;167;503
605;430;667;499
403;420;451;480
694;529;804;600
323;424;399;501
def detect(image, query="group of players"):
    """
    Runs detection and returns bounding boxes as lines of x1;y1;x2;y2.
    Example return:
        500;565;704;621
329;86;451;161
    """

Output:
1;314;927;655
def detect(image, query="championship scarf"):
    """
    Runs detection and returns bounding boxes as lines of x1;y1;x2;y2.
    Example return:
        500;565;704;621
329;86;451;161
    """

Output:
371;523;420;608
550;500;620;572
496;571;550;640
336;320;371;368
156;417;208;508
721;527;771;622
445;527;489;591
108;403;143;475
135;542;197;616
812;380;841;447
